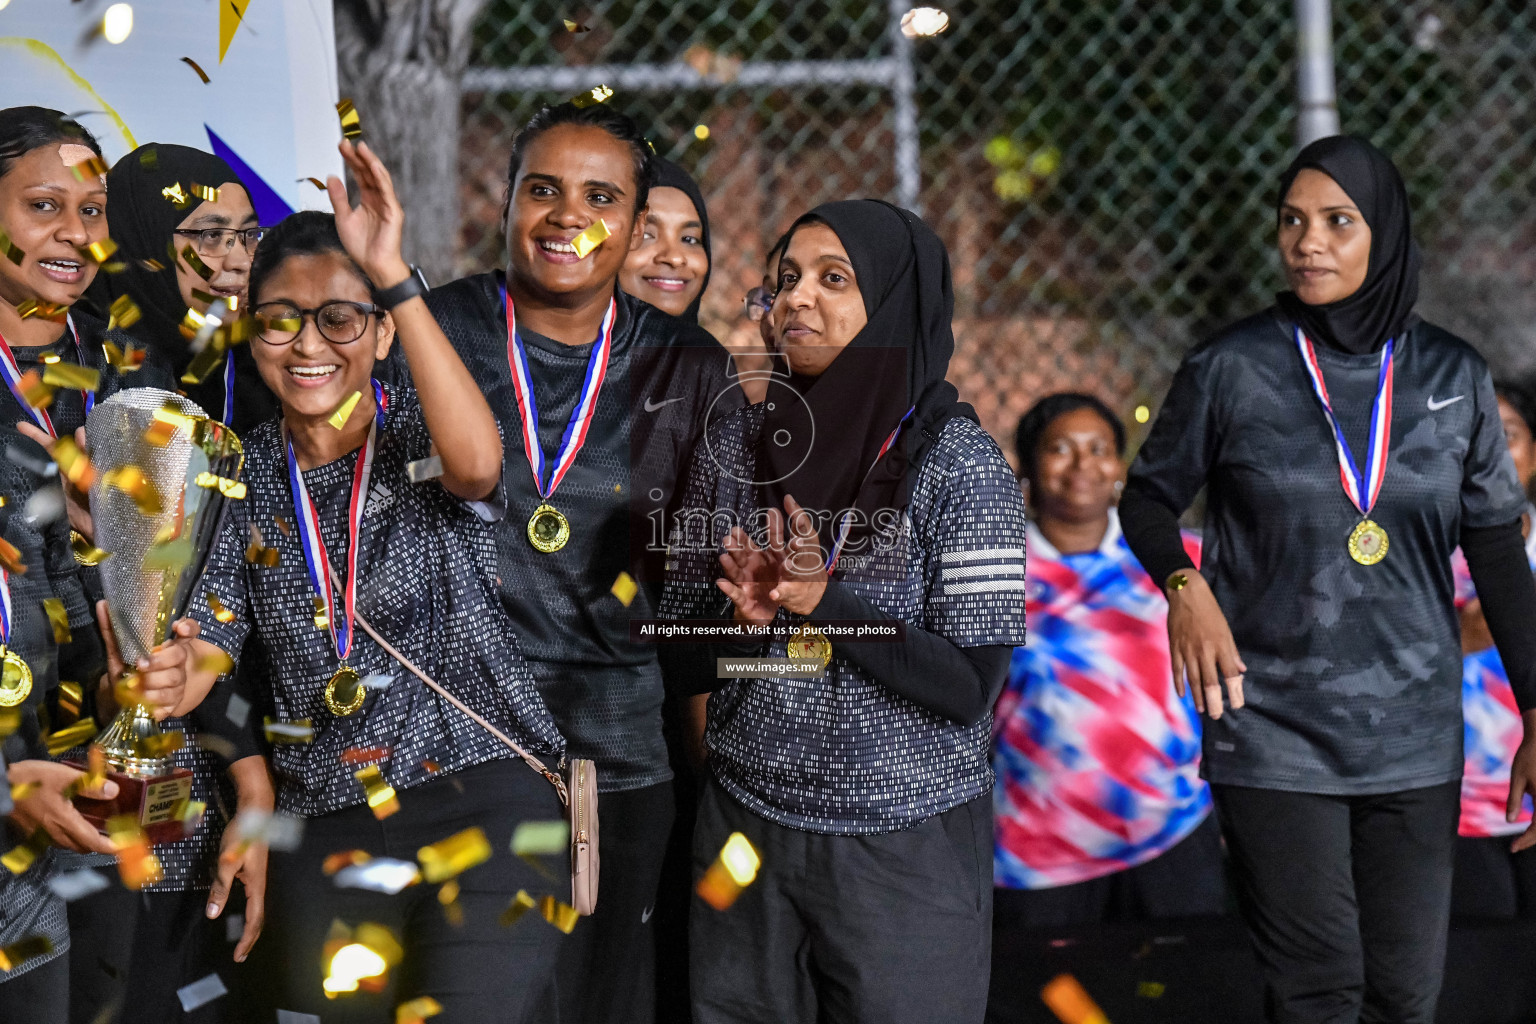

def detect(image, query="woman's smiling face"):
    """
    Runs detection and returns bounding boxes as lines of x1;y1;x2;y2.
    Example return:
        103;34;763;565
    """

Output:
620;185;706;316
769;222;867;377
0;143;108;309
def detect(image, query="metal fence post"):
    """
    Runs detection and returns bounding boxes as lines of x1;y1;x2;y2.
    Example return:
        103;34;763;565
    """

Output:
1294;0;1341;147
888;0;922;213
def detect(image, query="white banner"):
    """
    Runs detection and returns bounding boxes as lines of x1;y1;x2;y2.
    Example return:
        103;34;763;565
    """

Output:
0;0;342;225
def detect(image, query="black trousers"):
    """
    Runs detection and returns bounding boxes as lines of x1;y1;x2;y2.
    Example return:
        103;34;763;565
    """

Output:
66;865;136;1024
1212;781;1460;1024
0;950;68;1024
690;777;992;1024
246;759;566;1024
992;812;1228;930
1450;834;1536;921
548;780;676;1024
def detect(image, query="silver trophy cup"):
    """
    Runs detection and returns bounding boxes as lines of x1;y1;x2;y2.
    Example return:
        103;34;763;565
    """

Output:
75;388;244;842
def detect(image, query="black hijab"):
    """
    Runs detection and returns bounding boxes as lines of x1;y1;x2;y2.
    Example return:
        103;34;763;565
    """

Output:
1275;135;1421;355
757;199;976;556
86;144;277;431
650;157;711;322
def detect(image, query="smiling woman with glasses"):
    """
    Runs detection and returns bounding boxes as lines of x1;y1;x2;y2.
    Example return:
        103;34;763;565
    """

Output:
253;299;382;345
84;144;277;433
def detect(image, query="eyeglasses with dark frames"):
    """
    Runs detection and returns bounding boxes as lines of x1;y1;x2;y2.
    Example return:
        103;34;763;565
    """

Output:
173;227;267;258
253;301;383;346
744;286;775;322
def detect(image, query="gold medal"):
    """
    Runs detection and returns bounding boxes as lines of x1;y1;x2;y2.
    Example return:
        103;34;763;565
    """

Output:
71;530;108;566
1348;519;1389;566
0;648;33;708
787;623;832;671
324;666;364;717
527;504;570;554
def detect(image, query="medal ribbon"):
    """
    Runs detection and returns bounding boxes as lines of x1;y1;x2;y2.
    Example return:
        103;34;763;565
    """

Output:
222;349;236;425
0;566;12;650
825;405;917;574
1294;327;1395;517
0;315;95;438
285;417;376;663
502;285;617;500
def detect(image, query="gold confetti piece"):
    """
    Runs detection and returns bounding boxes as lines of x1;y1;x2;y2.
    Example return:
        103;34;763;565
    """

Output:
108;816;163;890
1136;982;1165;999
336;98;363;139
138;730;184;758
196;733;238;759
396;996;443;1024
421;758;441;774
18;299;70;322
539;894;580;934
45;719;97;756
42;598;71;644
312;595;329;631
17;370;53;409
437;880;464;926
298;176;328;191
275;516;293;537
9;782;40;803
1;829;48;875
79;238;118;264
570;85;614;109
53;438;95;490
106;298;144;334
1041;974;1111;1024
610;571;638;607
42;362;101;392
562;18;590;32
143;403;192;446
328;390;364;430
697;831;760;910
181;56;211;83
0;538;26;574
58;680;84;723
571;218;610;259
180;245;215;281
417;827;491;883
162;182;190;207
196;471;247;499
323;850;373;875
195;648;235;678
68;154;110;182
83;745;107;790
181;343;225;386
500;889;537;927
405;456;443;483
102;466;163;515
0;225;24;264
323;921;402;995
0;709;20;739
262;717;315;744
205;593;236;624
138;257;165;272
0;934;54;971
190;182;220;203
138;147;159;170
356;765;400;819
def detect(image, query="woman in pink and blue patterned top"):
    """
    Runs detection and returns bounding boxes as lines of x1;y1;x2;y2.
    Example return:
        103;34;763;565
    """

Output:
992;393;1226;927
1450;380;1536;919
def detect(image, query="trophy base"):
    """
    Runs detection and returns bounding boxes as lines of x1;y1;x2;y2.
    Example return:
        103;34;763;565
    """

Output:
66;763;197;847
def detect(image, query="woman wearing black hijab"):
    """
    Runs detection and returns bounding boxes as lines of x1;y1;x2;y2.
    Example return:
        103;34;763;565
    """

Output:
620;157;711;321
659;200;1027;1024
86;143;278;434
1120;135;1536;1023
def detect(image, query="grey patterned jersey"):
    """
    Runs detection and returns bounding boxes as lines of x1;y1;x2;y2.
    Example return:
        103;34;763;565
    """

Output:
1128;310;1526;795
659;406;1028;834
424;275;744;792
189;382;564;817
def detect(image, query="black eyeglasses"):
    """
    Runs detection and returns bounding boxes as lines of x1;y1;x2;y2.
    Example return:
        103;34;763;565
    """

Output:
744;286;775;322
173;227;266;258
254;301;382;346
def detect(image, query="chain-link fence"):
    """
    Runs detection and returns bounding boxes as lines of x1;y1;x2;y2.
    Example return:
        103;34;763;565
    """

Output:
459;1;1536;461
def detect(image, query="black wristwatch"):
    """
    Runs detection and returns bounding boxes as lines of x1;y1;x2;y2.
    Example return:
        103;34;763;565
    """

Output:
374;265;430;309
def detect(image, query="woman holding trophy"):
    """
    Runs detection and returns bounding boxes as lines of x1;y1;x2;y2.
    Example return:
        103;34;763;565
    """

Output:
181;141;568;1021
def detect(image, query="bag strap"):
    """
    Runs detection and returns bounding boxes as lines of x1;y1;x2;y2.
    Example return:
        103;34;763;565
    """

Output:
347;601;570;807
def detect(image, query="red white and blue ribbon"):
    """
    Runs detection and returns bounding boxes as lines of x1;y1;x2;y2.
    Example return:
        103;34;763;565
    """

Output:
371;378;388;428
825;405;916;574
1294;327;1395;518
502;285;617;500
285;418;376;663
0;315;94;438
221;349;237;425
0;566;12;650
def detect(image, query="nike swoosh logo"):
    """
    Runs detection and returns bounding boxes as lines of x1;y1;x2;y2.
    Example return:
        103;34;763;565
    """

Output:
644;396;685;412
1427;395;1464;411
640;904;654;924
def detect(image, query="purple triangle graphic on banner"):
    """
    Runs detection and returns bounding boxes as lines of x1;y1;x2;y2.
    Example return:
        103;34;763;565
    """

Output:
204;125;295;227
